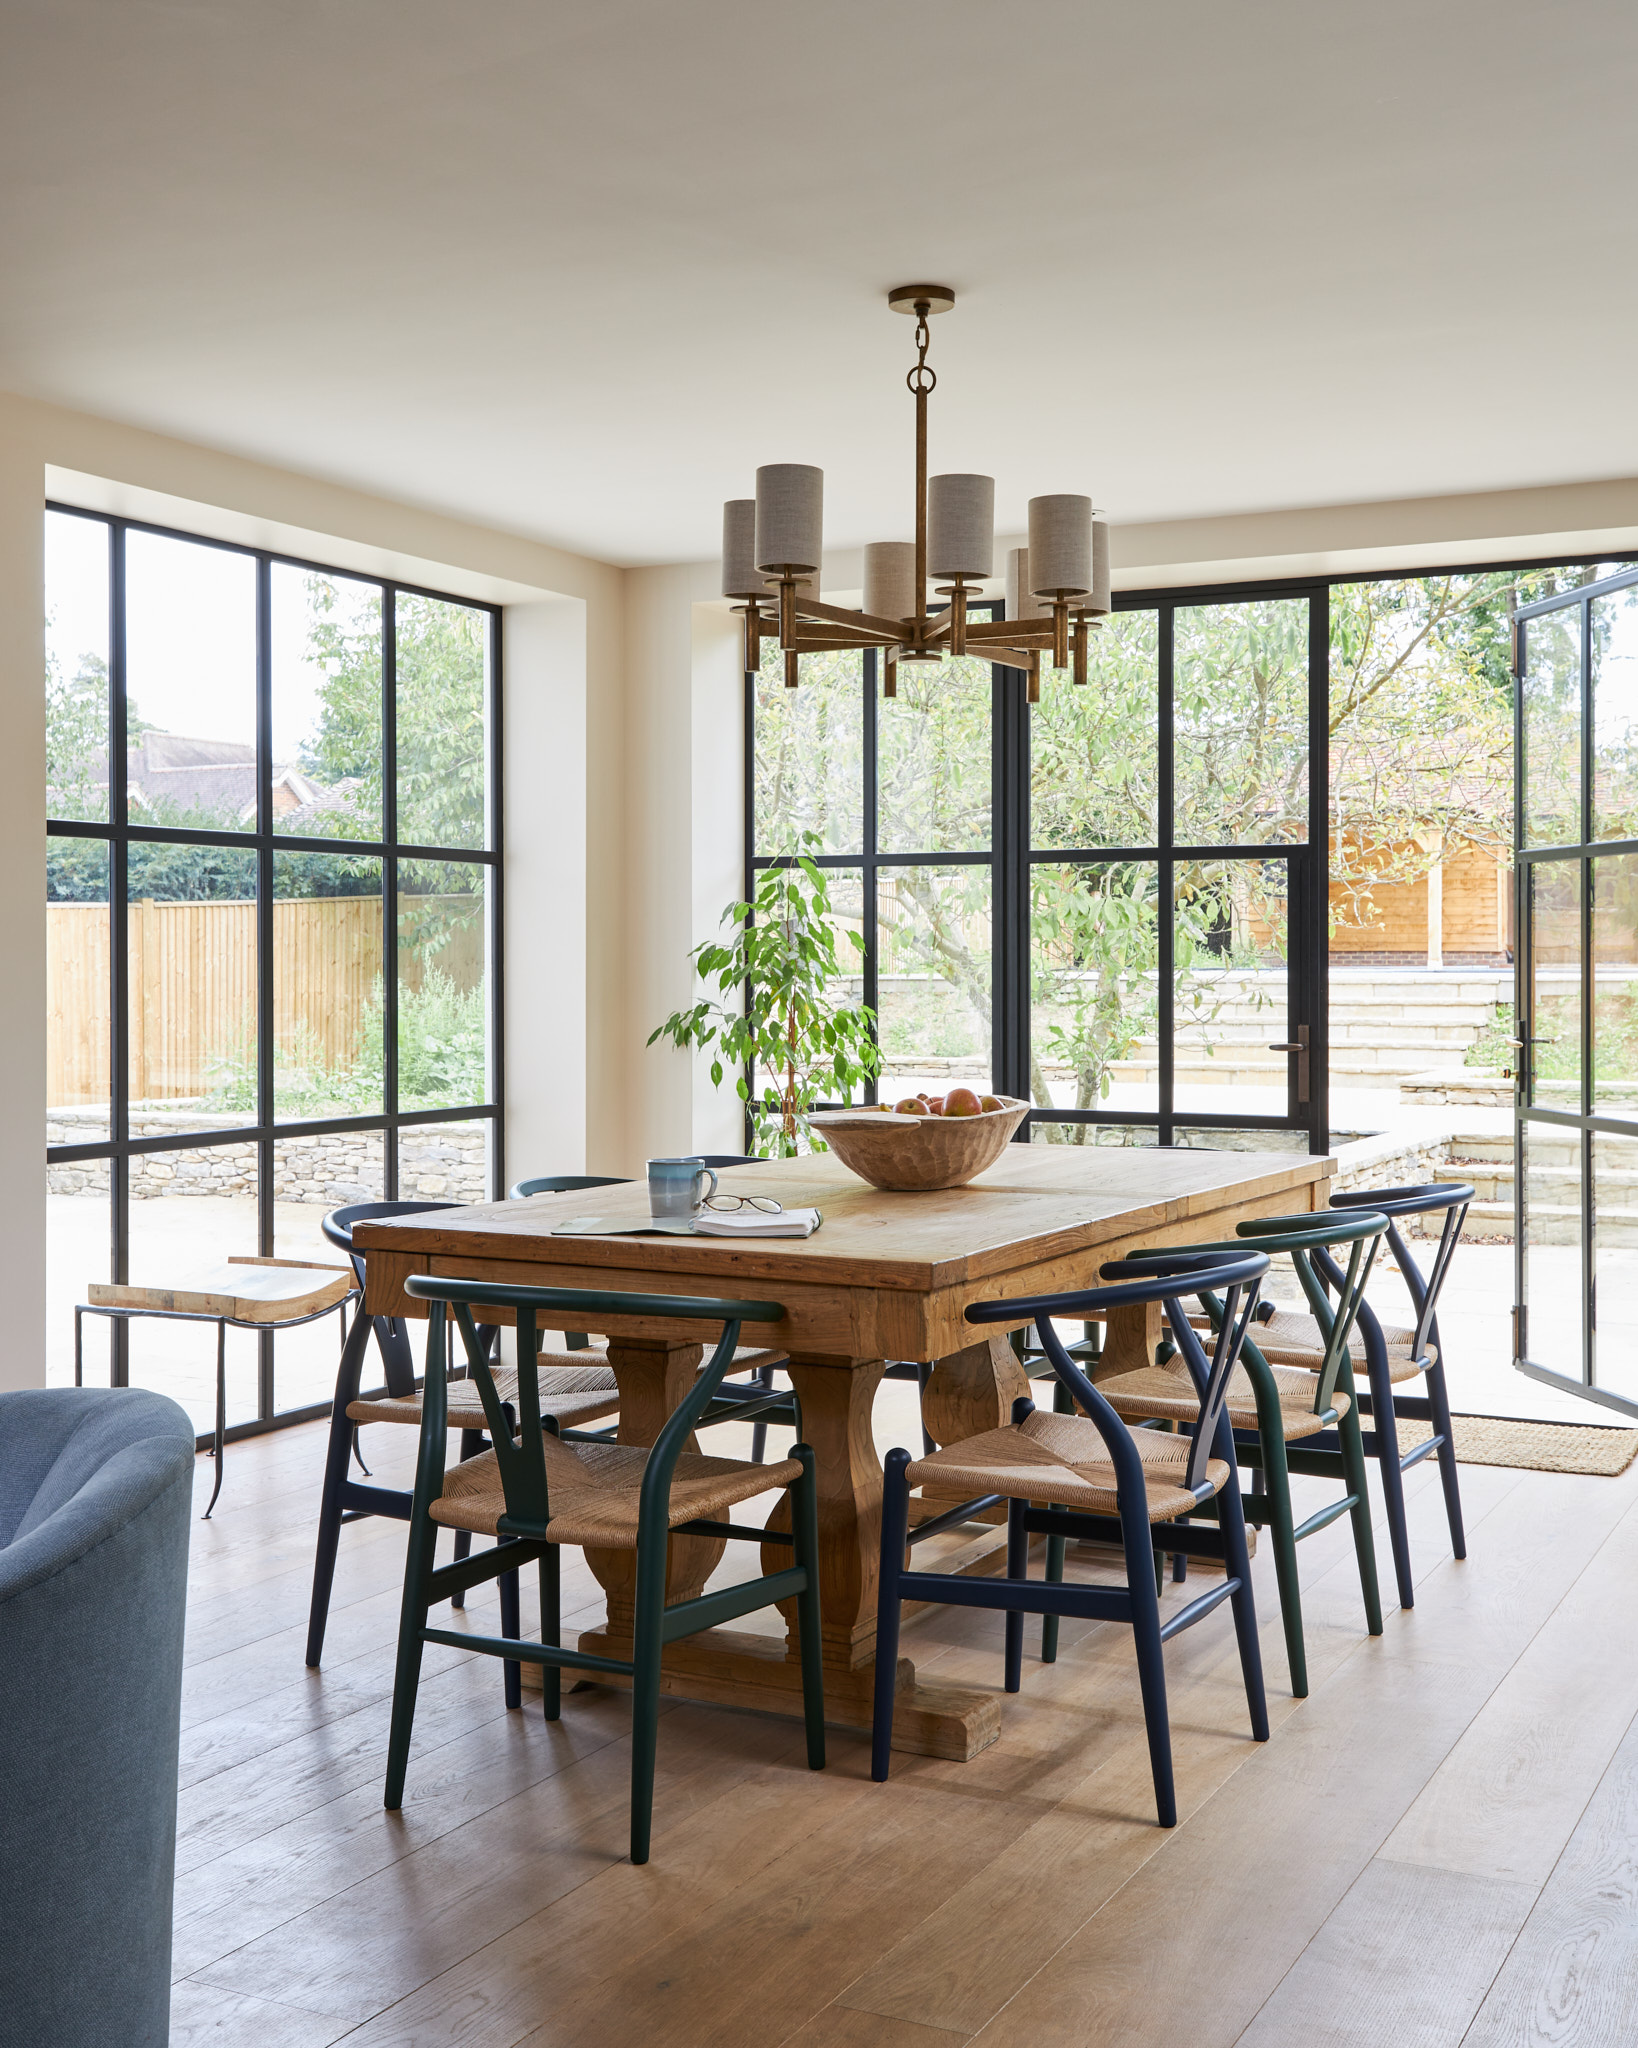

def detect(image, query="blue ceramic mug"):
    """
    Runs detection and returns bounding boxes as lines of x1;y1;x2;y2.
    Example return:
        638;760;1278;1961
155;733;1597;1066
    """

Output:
647;1157;718;1221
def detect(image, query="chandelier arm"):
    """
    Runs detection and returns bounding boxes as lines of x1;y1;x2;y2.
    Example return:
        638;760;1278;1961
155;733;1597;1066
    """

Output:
798;595;906;640
789;630;901;653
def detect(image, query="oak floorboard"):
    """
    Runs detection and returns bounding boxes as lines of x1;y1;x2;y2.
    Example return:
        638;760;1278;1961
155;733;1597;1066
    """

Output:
772;2011;971;2048
1460;1703;1638;2047
167;1978;357;2047
957;1465;1638;2048
1232;1860;1537;2047
1377;1488;1638;1888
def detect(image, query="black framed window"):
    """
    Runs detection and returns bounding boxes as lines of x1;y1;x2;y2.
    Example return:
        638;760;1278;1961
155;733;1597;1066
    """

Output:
746;590;1328;1151
46;504;503;1442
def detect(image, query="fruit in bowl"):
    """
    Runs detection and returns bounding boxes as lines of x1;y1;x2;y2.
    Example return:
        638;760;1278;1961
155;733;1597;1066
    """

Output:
808;1094;1030;1191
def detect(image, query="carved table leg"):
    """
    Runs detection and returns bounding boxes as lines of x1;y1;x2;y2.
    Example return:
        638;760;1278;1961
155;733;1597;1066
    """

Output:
582;1333;724;1636
574;1345;1002;1761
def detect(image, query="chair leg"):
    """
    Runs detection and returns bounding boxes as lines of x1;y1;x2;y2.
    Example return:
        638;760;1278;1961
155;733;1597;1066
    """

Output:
872;1449;913;1782
1366;1352;1415;1612
1425;1355;1467;1561
307;1310;374;1668
1041;1506;1066;1665
450;1429;482;1609
1218;1483;1269;1742
1337;1378;1385;1637
629;1517;670;1865
383;1501;438;1809
791;1444;826;1770
1004;1495;1028;1693
499;1567;522;1710
539;1544;560;1721
1124;1507;1176;1827
1254;1428;1310;1700
750;1362;774;1464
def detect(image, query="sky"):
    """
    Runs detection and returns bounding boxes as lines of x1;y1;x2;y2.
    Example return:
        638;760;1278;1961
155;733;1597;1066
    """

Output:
44;508;370;766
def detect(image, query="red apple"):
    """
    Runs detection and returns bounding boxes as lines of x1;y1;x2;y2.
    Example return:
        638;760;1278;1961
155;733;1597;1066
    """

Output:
944;1086;982;1117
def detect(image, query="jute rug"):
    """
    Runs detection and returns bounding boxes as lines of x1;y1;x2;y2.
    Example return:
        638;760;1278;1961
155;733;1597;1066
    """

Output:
1398;1414;1638;1477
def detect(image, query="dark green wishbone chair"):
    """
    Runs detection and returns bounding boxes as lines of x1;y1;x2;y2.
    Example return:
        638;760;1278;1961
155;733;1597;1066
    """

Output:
383;1275;826;1864
1101;1208;1391;1698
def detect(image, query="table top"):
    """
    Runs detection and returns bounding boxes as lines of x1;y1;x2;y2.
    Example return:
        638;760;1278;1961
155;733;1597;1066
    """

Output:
87;1256;354;1324
354;1145;1333;1296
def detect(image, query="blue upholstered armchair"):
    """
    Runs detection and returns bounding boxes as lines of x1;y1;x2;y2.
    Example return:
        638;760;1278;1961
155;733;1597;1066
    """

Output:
0;1388;196;2048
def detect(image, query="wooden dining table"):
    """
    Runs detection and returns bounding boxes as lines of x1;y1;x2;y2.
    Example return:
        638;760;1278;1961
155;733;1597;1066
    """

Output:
356;1141;1333;1760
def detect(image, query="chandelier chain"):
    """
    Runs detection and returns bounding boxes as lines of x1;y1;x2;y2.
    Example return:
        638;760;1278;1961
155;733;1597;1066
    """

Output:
906;306;936;395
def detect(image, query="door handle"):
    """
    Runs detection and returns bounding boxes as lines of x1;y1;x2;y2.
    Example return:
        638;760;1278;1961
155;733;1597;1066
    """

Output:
1267;1024;1311;1106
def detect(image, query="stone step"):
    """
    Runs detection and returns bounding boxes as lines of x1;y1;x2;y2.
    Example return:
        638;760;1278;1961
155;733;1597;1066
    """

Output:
1442;1195;1638;1246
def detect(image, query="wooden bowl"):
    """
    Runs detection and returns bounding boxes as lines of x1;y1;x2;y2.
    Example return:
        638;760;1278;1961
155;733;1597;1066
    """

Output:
808;1097;1030;1192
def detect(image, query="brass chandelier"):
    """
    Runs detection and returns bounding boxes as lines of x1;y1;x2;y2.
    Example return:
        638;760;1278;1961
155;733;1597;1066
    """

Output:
720;284;1110;703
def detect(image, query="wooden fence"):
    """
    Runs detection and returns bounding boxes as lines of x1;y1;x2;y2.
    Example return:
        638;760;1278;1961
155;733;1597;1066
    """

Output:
47;894;482;1105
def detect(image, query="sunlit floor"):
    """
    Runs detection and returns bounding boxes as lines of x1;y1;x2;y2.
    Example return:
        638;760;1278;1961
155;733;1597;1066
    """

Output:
166;1374;1638;2046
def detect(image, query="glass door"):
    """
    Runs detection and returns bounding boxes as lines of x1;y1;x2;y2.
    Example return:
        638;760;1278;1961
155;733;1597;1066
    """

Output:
1514;566;1638;1416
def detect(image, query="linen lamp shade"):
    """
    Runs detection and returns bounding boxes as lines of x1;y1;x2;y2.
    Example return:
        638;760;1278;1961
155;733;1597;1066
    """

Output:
1004;548;1048;622
928;474;995;579
720;500;762;599
1089;518;1111;616
756;464;824;574
1028;495;1093;597
864;542;918;624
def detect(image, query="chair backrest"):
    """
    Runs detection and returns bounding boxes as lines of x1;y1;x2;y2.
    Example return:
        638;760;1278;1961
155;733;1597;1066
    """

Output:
967;1252;1270;1501
692;1155;765;1168
401;1277;785;1539
1329;1181;1473;1368
507;1173;631;1200
1230;1209;1391;1414
322;1200;469;1395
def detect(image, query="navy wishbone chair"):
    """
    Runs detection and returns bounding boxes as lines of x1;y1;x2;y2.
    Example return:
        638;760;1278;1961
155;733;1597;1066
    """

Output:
871;1250;1272;1828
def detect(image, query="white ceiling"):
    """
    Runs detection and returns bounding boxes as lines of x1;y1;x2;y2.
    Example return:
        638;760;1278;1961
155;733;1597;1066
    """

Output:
4;1;1636;566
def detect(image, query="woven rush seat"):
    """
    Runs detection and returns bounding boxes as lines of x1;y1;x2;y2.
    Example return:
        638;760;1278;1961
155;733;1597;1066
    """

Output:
907;1406;1229;1524
428;1432;802;1549
348;1357;621;1433
1252;1308;1433;1382
1102;1358;1352;1441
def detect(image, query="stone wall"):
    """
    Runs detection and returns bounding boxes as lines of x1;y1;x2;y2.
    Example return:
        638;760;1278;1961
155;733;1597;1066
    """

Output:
45;1107;489;1204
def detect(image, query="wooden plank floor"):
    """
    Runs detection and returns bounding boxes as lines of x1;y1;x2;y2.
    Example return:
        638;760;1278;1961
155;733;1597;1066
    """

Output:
168;1383;1638;2047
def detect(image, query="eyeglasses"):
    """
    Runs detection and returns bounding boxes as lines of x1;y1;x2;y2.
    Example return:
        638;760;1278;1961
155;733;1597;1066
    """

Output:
702;1195;784;1214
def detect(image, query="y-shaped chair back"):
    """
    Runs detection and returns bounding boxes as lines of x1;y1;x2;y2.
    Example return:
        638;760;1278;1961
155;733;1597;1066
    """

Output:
990;1251;1273;1505
1231;1209;1389;1417
1327;1181;1473;1375
323;1200;467;1395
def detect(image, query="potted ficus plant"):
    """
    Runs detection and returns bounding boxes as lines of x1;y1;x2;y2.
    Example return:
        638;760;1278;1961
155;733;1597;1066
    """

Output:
650;833;881;1156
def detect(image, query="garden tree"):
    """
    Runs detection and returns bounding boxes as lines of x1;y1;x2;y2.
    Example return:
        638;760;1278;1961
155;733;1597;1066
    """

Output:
45;649;109;823
303;581;487;850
